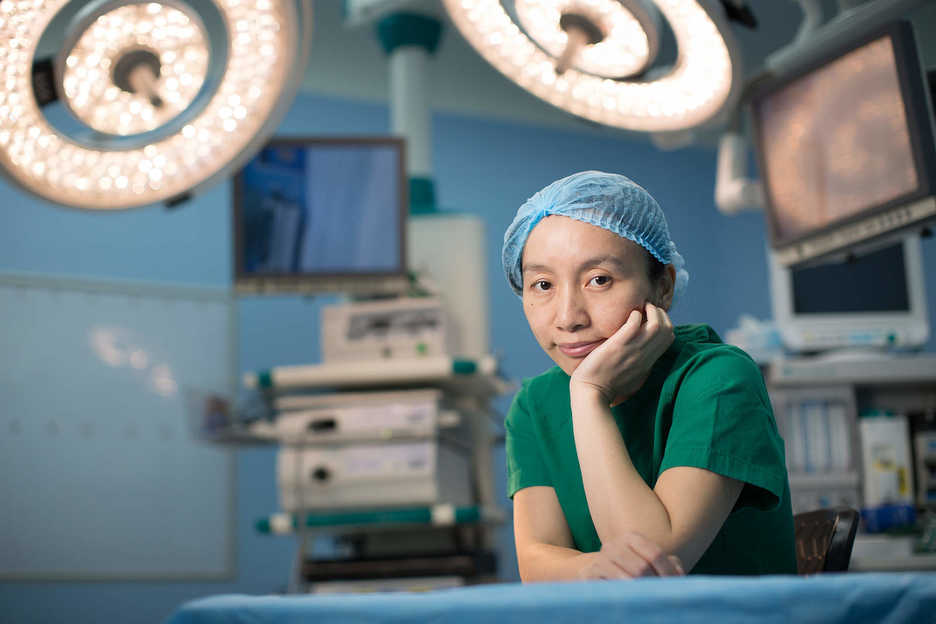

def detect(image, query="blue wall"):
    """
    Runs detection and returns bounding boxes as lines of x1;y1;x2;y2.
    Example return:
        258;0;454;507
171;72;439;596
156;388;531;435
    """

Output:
2;92;935;624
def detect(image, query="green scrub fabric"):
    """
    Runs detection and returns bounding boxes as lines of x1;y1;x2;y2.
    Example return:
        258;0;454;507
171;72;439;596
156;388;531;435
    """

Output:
506;324;797;575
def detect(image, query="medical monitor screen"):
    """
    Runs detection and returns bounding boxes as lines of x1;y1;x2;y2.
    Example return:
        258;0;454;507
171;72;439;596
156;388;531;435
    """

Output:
751;21;936;264
233;137;408;295
791;243;909;315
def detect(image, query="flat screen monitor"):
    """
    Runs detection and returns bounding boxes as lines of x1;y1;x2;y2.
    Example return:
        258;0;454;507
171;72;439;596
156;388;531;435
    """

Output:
750;20;936;267
233;137;409;295
768;236;929;353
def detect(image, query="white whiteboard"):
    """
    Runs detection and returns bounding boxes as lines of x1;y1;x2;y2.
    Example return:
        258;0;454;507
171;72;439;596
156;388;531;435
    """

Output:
0;273;235;580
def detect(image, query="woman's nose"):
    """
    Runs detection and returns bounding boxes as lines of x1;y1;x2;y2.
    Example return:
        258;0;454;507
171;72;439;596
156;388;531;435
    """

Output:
554;287;588;332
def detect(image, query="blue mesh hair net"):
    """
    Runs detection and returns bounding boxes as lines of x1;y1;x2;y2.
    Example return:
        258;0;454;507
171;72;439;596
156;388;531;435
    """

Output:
502;170;689;300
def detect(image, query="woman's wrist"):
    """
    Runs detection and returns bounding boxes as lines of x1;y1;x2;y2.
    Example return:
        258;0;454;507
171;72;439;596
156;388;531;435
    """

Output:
569;378;612;407
573;551;603;580
520;542;599;582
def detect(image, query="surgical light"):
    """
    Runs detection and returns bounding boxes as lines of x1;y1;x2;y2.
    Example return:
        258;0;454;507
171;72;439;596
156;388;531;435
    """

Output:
0;0;310;210
514;0;658;78
443;0;742;132
60;2;210;136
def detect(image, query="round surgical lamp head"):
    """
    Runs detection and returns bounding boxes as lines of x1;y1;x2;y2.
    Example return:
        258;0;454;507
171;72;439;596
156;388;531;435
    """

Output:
58;1;212;137
0;0;311;210
444;0;742;133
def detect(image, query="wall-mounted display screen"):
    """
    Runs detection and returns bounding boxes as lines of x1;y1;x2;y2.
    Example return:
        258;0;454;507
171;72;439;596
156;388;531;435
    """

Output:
751;21;936;266
233;137;409;295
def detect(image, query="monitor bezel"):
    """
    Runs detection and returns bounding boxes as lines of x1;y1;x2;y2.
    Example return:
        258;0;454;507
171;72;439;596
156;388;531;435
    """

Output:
232;136;410;296
749;20;936;257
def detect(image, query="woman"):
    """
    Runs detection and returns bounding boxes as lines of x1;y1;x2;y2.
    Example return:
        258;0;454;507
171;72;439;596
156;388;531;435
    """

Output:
503;171;796;581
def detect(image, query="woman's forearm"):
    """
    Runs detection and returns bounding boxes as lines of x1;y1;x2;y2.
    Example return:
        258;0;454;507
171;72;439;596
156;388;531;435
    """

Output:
570;385;674;547
518;542;600;582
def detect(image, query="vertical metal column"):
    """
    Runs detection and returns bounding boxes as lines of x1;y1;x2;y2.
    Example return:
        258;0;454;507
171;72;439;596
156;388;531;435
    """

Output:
377;12;443;214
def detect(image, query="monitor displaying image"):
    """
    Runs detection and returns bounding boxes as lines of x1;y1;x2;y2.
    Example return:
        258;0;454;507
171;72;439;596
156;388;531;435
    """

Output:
750;20;936;265
756;35;918;242
233;137;408;295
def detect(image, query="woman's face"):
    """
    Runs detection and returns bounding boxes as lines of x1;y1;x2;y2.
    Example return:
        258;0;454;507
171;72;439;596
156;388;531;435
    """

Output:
521;215;668;376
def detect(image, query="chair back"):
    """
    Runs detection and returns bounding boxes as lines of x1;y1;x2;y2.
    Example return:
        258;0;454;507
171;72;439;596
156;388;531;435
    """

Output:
794;507;859;574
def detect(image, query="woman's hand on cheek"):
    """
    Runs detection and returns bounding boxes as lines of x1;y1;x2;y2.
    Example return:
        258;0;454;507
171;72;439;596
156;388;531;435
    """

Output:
569;302;675;405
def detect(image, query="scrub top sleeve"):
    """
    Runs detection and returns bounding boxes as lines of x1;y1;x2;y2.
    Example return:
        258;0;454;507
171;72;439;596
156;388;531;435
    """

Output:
505;382;553;499
661;349;788;511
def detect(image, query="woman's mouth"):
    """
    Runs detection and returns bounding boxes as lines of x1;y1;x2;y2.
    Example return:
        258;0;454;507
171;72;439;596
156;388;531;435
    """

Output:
557;340;605;358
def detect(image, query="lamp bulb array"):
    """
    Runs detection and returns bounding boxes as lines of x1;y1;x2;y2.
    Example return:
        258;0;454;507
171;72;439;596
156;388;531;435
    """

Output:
515;0;653;79
60;2;209;136
0;0;301;209
444;0;738;132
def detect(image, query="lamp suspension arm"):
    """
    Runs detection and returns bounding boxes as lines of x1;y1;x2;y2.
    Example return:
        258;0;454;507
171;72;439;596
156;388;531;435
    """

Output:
715;0;931;216
792;0;824;45
714;0;826;215
767;0;930;74
714;124;764;216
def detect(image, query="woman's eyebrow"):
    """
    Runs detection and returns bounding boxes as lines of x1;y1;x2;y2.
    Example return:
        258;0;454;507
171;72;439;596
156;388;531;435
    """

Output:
578;255;631;273
522;263;551;274
523;256;631;275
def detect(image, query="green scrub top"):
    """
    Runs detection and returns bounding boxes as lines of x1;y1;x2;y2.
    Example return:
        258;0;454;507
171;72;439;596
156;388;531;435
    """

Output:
506;324;797;575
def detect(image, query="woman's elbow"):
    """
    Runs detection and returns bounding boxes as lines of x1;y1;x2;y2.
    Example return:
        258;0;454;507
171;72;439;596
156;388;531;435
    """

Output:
515;544;540;582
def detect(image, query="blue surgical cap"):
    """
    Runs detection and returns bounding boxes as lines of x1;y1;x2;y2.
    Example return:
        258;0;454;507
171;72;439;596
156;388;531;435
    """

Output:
502;170;689;300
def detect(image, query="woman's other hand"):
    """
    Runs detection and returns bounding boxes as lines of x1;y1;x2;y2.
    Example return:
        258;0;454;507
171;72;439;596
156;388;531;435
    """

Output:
577;532;685;580
569;302;674;405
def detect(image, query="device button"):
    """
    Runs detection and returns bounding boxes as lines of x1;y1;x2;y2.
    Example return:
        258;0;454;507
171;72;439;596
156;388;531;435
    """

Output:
311;466;331;483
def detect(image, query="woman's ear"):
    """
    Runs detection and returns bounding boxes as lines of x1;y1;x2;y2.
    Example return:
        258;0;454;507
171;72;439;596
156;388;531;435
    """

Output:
655;265;676;310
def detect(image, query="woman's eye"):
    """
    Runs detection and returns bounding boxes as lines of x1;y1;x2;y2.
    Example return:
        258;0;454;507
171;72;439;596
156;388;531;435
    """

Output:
532;280;552;292
588;275;611;287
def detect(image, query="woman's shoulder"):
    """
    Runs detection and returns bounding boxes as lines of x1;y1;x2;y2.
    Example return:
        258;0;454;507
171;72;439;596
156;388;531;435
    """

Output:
673;323;725;348
670;324;764;381
664;324;771;415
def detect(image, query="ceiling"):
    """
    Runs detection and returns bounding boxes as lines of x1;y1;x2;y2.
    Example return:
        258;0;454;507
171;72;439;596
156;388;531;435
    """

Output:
29;1;936;147
299;0;936;146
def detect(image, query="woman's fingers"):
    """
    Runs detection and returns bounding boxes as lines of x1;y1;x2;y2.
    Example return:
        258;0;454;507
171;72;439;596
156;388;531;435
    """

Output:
668;555;686;576
601;533;686;578
608;550;657;578
604;303;671;352
642;302;674;351
585;534;687;580
598;560;631;579
621;532;684;577
657;302;674;331
581;557;632;580
614;308;644;344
